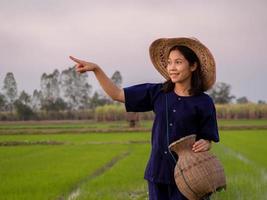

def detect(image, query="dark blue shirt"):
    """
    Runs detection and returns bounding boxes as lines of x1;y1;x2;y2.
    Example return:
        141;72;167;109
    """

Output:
123;83;219;184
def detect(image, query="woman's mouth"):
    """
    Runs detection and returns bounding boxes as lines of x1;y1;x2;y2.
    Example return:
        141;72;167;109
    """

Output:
170;73;180;77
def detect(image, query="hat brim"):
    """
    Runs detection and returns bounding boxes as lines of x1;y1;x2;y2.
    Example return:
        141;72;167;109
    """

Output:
149;37;216;91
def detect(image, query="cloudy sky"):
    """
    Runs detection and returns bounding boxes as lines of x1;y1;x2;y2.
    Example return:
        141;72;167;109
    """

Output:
0;0;266;102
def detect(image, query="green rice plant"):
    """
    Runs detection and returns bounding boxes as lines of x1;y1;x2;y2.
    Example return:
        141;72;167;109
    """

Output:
0;129;267;199
211;131;267;200
76;144;150;200
0;144;128;200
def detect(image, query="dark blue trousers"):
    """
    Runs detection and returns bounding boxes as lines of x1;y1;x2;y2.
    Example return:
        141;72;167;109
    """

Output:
148;181;188;200
148;181;211;200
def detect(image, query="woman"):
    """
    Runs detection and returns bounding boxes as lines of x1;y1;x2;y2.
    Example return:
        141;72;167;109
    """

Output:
69;37;219;200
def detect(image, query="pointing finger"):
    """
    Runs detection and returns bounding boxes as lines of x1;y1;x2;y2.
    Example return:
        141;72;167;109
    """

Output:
69;56;83;64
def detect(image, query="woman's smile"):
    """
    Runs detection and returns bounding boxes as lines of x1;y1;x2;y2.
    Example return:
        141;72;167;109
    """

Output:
170;72;180;77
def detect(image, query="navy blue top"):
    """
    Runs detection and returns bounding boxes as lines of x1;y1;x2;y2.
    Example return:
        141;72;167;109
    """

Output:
123;83;219;184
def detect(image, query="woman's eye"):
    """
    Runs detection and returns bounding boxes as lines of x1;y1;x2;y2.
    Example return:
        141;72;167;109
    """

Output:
176;61;181;64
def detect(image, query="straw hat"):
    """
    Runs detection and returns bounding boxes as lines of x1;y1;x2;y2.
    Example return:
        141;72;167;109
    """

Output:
149;37;216;91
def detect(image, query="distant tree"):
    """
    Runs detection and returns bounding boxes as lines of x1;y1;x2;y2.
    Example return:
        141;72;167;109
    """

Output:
78;82;92;109
236;96;249;104
18;90;31;106
14;100;34;120
207;82;235;104
31;90;43;111
0;93;7;111
90;91;111;109
60;67;92;110
41;97;68;111
2;72;18;109
54;98;68;111
90;92;100;109
258;100;266;104
111;70;122;88
40;69;60;102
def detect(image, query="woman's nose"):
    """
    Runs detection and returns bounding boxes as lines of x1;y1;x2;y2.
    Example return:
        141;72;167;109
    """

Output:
167;62;175;70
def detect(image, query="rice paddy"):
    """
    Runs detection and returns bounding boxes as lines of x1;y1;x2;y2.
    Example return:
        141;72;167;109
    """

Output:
0;120;266;200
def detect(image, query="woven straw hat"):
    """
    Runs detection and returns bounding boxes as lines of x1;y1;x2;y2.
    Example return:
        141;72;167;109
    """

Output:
149;37;216;91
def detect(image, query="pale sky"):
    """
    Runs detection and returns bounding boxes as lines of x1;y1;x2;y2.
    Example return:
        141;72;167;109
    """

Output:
0;0;267;102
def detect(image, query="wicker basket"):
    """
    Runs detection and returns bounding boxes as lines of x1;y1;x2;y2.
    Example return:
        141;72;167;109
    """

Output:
168;134;226;200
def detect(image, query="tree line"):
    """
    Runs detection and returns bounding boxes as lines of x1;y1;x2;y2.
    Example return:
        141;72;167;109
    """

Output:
0;67;265;121
0;67;122;120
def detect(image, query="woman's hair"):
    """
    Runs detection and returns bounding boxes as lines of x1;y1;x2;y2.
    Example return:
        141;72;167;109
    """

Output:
161;45;204;95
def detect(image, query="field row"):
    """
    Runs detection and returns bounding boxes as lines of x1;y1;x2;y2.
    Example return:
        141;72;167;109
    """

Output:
0;119;267;135
0;130;267;199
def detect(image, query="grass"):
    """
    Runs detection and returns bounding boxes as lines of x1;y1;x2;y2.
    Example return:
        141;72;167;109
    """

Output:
0;121;267;199
77;144;149;200
0;132;150;144
211;130;267;199
0;143;128;200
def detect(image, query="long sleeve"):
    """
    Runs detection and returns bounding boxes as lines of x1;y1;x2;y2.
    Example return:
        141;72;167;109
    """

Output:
196;96;219;142
123;83;162;112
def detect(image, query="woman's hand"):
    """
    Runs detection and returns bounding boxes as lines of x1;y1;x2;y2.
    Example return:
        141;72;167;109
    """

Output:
69;56;99;73
69;55;125;102
192;139;211;153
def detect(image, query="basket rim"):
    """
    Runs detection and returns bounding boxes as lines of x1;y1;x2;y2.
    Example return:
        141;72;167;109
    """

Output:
168;134;196;149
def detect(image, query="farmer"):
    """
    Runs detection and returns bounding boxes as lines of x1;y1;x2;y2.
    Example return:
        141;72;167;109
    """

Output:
69;37;219;200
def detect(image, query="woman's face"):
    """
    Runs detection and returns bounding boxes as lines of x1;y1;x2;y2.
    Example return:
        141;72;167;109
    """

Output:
166;50;197;84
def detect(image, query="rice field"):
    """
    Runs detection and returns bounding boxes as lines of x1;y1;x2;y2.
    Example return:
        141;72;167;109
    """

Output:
0;120;267;200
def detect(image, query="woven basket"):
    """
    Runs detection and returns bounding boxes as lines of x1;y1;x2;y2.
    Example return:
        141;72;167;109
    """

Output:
169;134;226;200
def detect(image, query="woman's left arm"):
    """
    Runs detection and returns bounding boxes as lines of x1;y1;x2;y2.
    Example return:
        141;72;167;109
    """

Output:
195;96;219;151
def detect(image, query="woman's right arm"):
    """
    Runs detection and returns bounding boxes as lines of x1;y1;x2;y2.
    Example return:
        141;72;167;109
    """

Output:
69;56;125;103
